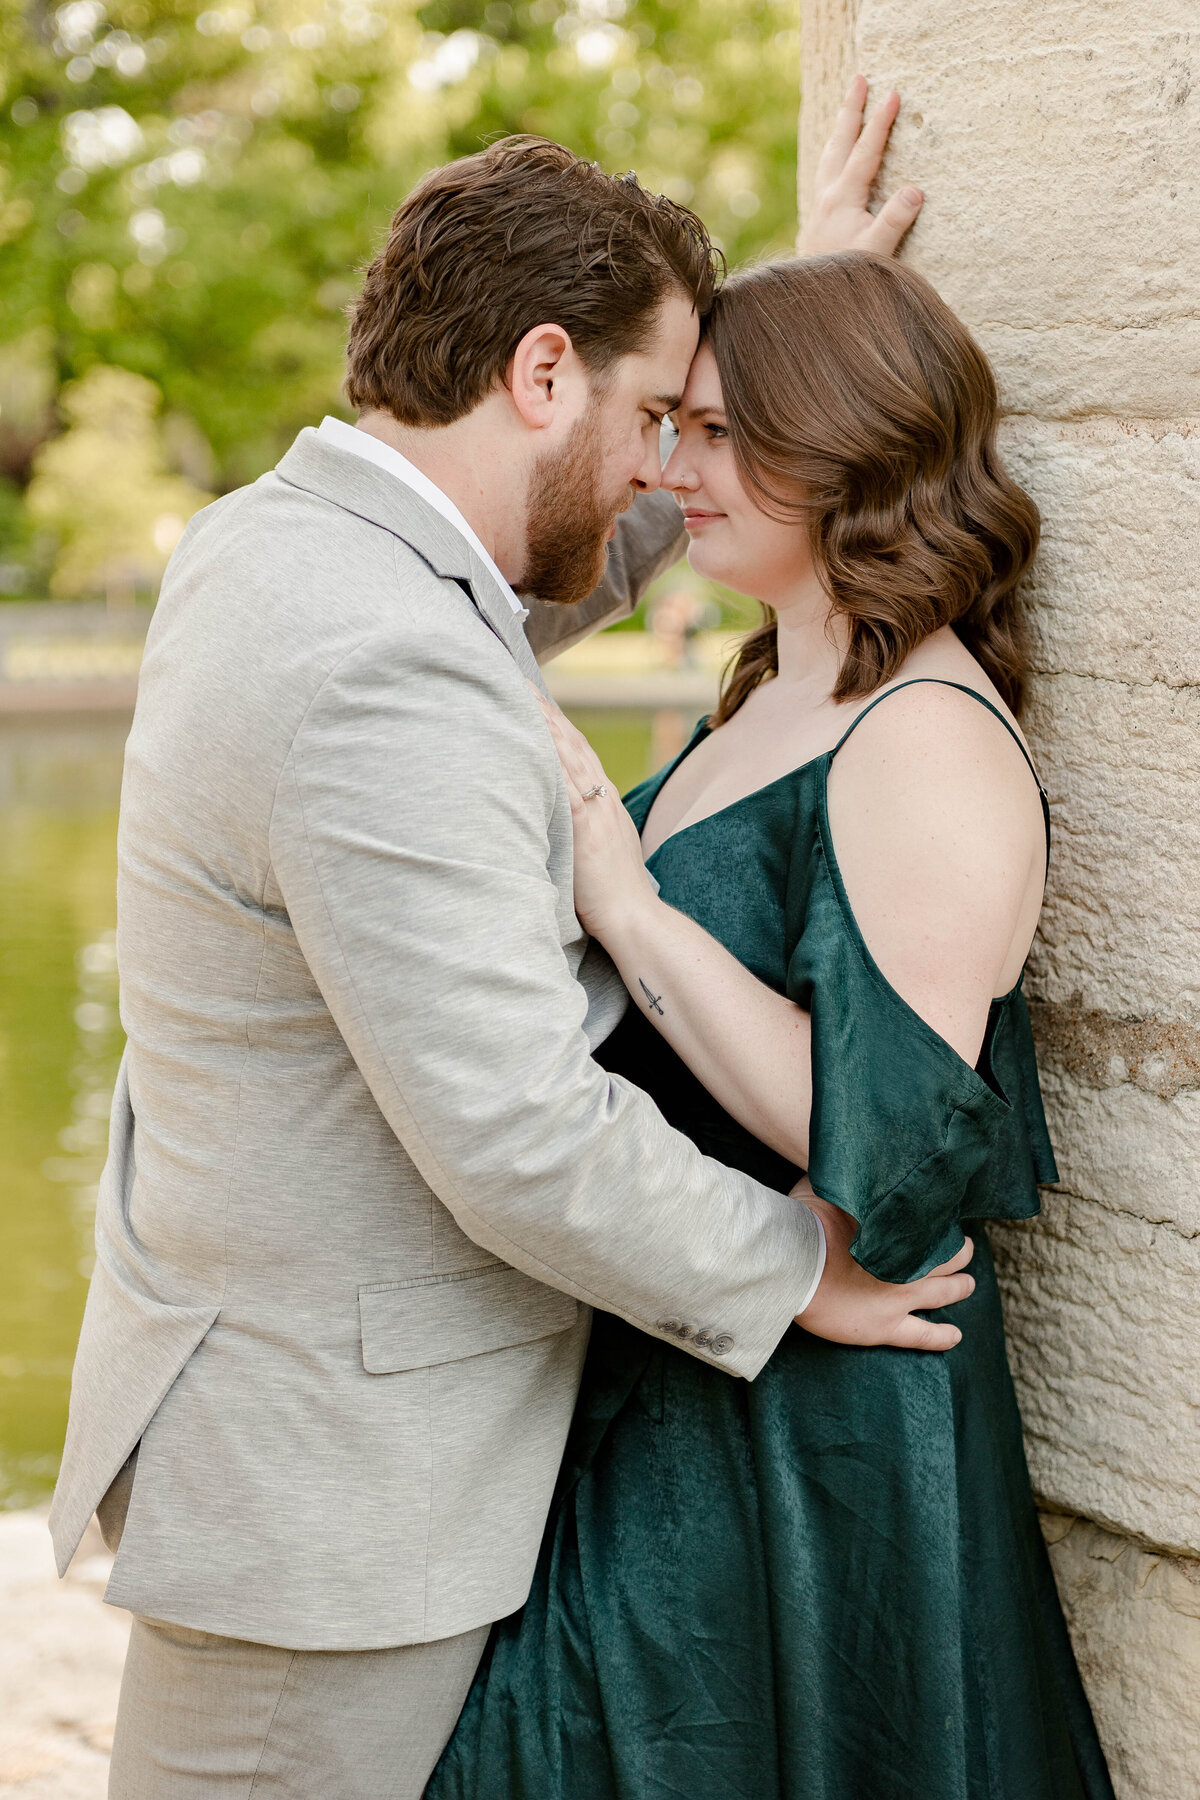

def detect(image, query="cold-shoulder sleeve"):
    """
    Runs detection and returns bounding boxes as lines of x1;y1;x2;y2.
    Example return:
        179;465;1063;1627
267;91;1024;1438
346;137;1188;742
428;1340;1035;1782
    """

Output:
786;837;1031;1285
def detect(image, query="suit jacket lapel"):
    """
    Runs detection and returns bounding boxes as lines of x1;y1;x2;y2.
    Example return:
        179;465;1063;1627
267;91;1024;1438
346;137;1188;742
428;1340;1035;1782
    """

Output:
276;429;547;694
457;550;547;693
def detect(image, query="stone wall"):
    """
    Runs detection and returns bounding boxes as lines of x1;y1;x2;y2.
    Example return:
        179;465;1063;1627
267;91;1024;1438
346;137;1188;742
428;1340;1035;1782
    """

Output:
798;6;1200;1796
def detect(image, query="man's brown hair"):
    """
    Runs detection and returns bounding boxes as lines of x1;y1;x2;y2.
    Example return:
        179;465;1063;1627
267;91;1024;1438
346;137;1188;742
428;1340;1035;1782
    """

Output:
346;136;720;427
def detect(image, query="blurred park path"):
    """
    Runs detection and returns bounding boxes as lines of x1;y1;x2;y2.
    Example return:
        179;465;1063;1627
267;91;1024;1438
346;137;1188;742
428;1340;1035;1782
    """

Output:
0;1511;126;1799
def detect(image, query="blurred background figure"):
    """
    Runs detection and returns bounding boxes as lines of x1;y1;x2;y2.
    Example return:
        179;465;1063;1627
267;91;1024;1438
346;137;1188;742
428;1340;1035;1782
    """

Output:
648;583;719;669
647;584;721;762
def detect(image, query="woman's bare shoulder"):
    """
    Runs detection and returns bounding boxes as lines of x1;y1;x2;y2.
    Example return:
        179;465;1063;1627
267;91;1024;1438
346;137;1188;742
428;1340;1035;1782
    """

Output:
824;662;1046;1057
828;669;1041;873
832;628;1035;785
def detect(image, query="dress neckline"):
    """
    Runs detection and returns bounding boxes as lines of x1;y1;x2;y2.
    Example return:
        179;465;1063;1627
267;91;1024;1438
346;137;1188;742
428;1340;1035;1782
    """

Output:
640;724;826;865
638;677;1049;865
633;695;1037;1023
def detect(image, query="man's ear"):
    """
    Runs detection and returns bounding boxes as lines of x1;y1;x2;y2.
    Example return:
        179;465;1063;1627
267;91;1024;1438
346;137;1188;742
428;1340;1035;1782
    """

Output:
508;323;576;430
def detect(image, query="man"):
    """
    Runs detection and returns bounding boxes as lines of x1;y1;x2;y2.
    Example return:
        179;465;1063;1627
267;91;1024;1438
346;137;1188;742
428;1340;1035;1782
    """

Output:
51;82;936;1798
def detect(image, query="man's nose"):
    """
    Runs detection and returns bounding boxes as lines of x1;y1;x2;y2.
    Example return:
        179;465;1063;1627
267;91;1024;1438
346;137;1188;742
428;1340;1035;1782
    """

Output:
632;443;663;494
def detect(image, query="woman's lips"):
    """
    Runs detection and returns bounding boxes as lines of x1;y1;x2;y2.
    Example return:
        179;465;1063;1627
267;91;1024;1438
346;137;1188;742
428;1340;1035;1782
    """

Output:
682;510;723;530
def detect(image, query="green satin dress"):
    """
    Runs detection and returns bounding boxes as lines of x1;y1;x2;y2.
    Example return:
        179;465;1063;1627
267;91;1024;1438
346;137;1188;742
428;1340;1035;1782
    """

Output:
428;680;1115;1800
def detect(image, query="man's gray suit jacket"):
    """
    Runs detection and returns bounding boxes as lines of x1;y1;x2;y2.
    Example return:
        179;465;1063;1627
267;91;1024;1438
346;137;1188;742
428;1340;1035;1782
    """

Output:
49;429;822;1649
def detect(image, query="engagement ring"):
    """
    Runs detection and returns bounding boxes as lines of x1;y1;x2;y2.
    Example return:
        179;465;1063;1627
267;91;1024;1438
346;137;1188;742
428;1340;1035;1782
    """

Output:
582;785;608;801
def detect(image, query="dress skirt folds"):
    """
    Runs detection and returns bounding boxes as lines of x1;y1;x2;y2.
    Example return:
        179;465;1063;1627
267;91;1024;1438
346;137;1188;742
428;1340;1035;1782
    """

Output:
427;687;1115;1800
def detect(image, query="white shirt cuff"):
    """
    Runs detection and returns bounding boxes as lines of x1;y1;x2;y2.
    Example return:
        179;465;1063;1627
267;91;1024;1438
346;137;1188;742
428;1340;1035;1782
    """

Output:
793;1210;827;1317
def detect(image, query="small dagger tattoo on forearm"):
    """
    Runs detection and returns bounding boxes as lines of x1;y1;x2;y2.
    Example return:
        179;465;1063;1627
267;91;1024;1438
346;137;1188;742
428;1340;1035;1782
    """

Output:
638;978;664;1016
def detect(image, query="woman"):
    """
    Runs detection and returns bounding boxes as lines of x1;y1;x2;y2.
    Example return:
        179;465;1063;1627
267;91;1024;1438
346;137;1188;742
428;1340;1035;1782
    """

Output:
428;254;1115;1799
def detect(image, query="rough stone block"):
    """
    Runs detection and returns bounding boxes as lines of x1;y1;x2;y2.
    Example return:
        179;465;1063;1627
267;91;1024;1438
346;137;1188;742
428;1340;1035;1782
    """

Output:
1041;1513;1200;1800
992;1192;1200;1555
1030;1001;1200;1104
1021;673;1200;1025
1033;1057;1200;1238
998;419;1200;689
800;4;1200;417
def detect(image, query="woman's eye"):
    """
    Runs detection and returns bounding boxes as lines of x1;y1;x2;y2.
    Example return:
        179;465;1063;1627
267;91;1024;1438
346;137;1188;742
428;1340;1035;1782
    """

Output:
705;423;728;441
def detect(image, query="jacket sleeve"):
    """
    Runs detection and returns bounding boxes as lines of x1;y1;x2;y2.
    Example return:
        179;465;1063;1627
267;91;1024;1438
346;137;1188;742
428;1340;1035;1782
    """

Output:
268;618;821;1379
522;488;687;663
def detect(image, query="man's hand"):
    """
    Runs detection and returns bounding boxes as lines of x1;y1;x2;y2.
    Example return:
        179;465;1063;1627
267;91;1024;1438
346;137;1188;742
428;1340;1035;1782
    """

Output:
795;1184;973;1352
799;74;924;258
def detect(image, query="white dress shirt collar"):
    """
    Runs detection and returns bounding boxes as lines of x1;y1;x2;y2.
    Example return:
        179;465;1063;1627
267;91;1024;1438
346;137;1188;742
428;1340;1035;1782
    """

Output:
316;416;526;618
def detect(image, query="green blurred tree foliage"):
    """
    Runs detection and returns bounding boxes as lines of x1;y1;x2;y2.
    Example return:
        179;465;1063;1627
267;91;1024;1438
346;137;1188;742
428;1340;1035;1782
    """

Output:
26;364;211;595
0;0;799;594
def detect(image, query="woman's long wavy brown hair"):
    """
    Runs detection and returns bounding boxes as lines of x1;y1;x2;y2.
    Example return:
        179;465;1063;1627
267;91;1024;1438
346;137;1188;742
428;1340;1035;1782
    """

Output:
705;253;1039;723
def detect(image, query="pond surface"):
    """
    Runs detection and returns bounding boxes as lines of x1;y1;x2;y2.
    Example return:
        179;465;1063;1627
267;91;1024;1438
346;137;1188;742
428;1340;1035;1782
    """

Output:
0;705;701;1508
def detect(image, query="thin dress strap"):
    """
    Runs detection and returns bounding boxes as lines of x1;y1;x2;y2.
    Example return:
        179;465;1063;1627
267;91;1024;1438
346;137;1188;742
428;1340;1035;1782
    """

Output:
829;677;1050;854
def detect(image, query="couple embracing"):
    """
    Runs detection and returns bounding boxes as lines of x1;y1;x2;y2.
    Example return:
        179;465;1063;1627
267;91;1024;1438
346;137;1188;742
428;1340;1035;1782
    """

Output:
50;81;1114;1800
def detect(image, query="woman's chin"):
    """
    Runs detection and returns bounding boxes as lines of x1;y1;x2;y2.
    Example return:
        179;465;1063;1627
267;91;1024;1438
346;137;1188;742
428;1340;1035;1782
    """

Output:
685;541;728;584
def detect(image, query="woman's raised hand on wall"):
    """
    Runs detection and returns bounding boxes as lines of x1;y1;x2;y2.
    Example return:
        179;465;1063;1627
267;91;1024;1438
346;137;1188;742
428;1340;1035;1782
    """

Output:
799;75;925;258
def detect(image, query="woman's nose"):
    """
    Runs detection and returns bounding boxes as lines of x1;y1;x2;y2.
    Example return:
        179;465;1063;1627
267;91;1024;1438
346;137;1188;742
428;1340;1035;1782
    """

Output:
662;442;697;493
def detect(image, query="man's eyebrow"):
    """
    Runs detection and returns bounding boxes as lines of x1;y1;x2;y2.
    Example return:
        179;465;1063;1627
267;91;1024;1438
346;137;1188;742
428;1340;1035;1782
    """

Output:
650;393;683;411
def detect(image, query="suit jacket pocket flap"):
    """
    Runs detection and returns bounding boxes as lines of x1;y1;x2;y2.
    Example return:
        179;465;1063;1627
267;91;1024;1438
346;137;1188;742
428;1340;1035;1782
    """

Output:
359;1261;579;1374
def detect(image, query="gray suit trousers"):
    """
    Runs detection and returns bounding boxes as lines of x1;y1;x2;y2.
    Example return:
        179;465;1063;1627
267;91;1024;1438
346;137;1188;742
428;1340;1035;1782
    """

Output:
108;1615;489;1800
101;1463;488;1800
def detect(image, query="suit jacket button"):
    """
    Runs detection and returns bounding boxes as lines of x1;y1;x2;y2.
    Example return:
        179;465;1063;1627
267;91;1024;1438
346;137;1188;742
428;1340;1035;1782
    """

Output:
658;1319;684;1336
710;1334;734;1355
694;1327;716;1349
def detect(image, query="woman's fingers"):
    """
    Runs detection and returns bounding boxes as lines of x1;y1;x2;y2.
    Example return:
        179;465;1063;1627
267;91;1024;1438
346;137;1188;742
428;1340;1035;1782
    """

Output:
801;80;922;259
842;87;901;196
537;706;584;796
533;690;610;796
534;690;577;758
542;704;594;776
566;735;610;797
815;73;870;185
859;183;924;254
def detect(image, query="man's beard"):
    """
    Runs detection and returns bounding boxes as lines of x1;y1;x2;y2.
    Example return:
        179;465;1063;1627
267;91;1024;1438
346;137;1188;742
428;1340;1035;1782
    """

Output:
519;397;633;608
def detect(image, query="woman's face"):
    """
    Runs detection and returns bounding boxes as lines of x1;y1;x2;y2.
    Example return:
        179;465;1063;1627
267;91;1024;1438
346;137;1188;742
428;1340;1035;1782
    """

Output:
663;343;814;602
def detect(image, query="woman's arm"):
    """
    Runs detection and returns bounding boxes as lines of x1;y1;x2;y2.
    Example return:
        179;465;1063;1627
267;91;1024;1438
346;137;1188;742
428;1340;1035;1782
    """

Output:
537;685;1044;1173
594;865;816;1167
538;696;818;1163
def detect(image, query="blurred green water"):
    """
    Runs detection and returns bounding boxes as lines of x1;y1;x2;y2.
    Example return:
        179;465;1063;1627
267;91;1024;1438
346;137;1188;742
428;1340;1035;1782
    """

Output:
0;705;699;1508
0;719;126;1509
